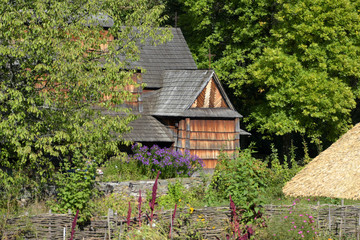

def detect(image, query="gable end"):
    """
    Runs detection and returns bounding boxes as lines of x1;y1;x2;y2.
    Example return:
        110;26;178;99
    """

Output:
191;77;229;108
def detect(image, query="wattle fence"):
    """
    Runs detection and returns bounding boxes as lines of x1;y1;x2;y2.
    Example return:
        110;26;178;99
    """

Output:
4;204;360;239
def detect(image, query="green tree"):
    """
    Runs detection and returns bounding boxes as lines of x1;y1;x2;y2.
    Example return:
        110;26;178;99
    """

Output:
0;0;170;209
177;0;360;145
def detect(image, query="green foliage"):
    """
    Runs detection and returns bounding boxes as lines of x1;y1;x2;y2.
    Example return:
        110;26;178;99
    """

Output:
210;147;268;221
101;154;144;182
0;170;28;237
91;193;138;218
176;0;360;144
158;180;186;209
265;143;302;201
158;174;212;210
172;211;208;240
123;224;168;240
259;200;318;240
50;155;98;223
0;0;171;216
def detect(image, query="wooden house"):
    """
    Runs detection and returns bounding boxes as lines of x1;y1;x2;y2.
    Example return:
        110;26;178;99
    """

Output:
121;28;250;168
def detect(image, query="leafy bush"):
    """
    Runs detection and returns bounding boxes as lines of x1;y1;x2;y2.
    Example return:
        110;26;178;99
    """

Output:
209;147;269;222
265;144;302;201
158;180;186;209
132;144;204;179
50;156;97;224
102;154;144;182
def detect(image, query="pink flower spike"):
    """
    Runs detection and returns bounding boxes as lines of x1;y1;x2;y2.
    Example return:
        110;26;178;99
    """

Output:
291;222;295;224
307;231;309;233
294;226;297;228
301;235;304;238
299;214;303;217
289;211;292;214
307;199;310;201
303;220;307;223
284;216;288;219
309;216;313;218
298;231;303;234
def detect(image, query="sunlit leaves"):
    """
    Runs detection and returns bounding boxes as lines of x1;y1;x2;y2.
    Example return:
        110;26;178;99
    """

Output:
180;0;360;143
0;0;170;187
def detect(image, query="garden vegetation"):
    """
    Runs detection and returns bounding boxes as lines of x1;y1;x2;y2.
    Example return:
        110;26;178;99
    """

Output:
1;0;360;239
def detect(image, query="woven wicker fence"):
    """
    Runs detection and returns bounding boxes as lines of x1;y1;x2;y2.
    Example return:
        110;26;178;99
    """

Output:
3;204;360;239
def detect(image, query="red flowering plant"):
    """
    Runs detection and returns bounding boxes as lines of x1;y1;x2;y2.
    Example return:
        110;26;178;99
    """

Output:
225;195;257;240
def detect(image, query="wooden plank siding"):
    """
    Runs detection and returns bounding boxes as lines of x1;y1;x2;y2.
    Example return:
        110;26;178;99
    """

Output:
165;118;239;169
191;78;228;108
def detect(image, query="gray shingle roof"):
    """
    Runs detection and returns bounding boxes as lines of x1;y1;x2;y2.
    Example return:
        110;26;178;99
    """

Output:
124;115;174;142
181;108;242;118
133;28;197;88
146;69;240;118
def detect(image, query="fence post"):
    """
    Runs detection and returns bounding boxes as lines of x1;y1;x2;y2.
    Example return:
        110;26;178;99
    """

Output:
340;218;342;240
316;201;320;229
357;214;360;240
108;208;113;240
48;217;51;239
343;206;347;237
170;210;173;240
328;205;331;232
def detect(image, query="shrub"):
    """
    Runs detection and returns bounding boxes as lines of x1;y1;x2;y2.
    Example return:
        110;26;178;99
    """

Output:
210;146;269;222
265;144;302;201
50;155;97;224
101;154;143;182
158;180;186;209
132;144;204;179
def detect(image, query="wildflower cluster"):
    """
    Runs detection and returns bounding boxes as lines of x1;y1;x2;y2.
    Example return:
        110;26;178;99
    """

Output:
268;198;318;240
132;143;204;179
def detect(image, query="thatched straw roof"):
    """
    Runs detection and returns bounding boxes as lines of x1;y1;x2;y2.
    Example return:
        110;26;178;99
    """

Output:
283;123;360;200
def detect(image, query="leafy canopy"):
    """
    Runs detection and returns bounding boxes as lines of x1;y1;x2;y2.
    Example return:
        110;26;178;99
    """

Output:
178;0;360;143
0;0;170;194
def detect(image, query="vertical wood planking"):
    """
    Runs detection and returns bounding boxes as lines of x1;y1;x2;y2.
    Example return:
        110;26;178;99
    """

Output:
234;118;240;148
185;118;190;150
171;118;239;168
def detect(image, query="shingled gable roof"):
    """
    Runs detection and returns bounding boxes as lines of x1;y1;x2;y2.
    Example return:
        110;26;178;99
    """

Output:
144;69;242;118
124;115;174;142
128;28;197;88
90;107;175;142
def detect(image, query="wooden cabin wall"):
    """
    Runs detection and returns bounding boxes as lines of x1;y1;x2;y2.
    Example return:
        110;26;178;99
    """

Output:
159;117;240;169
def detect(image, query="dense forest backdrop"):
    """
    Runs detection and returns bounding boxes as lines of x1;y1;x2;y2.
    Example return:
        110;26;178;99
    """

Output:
161;0;360;159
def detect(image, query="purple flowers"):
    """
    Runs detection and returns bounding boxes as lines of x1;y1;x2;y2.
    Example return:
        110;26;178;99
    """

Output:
132;144;204;179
